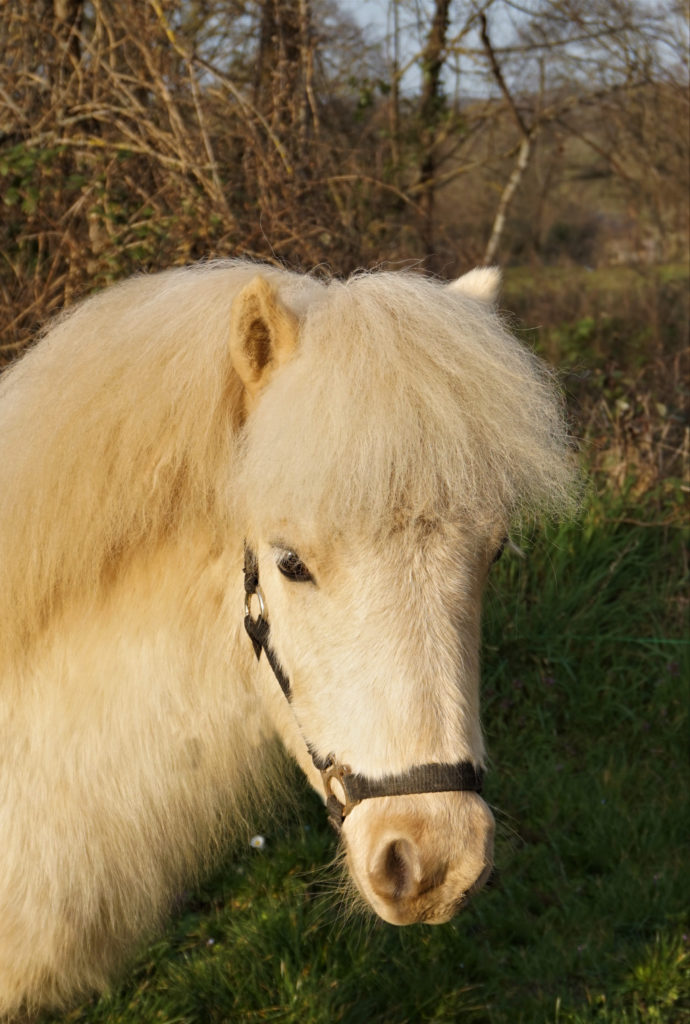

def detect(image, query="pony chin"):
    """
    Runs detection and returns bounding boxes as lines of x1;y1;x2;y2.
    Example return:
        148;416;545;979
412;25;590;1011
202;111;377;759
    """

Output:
342;791;495;926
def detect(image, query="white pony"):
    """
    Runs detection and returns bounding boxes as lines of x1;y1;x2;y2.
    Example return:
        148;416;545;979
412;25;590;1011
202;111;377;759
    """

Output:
0;262;575;1017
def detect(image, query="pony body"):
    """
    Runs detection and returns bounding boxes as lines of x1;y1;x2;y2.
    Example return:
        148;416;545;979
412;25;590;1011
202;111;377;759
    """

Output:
0;262;575;1016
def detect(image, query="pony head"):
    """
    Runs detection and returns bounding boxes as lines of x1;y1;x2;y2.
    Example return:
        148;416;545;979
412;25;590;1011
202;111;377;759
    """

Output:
229;267;576;925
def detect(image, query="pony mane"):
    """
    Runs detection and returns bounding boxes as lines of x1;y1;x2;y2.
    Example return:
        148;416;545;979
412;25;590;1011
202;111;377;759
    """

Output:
0;261;321;660
240;270;578;538
0;262;577;659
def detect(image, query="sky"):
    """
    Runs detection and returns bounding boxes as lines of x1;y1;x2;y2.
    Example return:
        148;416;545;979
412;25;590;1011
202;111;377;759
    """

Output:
331;0;517;97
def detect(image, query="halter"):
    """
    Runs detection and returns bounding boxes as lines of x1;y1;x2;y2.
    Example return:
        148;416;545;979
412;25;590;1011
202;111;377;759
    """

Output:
243;545;484;831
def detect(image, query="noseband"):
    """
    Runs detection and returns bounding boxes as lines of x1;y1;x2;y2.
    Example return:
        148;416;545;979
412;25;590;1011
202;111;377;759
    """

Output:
243;546;484;831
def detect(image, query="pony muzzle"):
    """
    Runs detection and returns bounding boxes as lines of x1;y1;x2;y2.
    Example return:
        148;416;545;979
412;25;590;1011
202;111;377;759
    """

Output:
343;790;495;926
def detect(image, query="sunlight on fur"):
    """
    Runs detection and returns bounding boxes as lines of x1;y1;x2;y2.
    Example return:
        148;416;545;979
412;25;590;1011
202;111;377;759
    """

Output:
0;260;577;1018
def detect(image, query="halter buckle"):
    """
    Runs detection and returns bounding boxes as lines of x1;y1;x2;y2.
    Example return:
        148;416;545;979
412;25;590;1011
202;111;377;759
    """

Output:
320;754;361;822
244;584;266;623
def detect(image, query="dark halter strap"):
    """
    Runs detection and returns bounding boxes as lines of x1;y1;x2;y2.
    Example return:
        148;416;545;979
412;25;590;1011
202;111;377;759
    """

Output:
243;545;484;831
243;551;292;701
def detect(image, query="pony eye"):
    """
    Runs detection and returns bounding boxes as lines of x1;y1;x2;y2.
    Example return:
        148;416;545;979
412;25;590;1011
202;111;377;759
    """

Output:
492;537;507;564
276;550;314;583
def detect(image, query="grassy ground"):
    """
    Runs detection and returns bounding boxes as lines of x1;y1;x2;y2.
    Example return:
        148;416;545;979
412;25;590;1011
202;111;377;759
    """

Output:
40;488;689;1024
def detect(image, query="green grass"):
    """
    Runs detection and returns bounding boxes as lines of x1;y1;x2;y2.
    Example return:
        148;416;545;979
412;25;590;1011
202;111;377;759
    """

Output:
42;492;689;1024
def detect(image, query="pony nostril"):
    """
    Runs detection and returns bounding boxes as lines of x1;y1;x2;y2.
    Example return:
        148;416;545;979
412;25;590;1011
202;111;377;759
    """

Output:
386;840;410;898
369;839;448;904
371;839;416;901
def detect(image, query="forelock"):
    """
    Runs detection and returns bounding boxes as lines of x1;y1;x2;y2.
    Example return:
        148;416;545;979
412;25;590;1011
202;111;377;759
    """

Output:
238;271;578;537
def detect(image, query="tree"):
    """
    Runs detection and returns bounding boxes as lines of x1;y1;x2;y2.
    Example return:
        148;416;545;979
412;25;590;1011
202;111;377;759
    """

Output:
0;0;687;355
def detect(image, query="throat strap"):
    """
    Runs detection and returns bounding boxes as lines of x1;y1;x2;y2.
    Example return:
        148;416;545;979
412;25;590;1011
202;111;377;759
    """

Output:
242;544;484;831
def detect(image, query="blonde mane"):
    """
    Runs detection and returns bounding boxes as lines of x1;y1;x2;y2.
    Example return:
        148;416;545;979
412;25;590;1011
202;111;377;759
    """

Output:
0;262;575;663
240;270;576;537
0;262;318;661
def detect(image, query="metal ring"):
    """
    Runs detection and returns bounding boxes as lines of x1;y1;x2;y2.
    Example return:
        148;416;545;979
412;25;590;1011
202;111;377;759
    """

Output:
319;754;361;818
244;584;266;623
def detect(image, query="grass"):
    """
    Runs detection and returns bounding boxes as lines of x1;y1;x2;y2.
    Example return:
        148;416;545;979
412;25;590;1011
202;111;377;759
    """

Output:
39;487;689;1024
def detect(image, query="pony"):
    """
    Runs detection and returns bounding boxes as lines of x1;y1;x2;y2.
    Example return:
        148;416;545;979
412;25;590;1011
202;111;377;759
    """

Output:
0;261;576;1017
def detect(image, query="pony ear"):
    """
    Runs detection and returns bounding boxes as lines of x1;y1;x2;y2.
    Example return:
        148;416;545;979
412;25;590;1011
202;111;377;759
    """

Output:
447;267;501;306
229;276;299;401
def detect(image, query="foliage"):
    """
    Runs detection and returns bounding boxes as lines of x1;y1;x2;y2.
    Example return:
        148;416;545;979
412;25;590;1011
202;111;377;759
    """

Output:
1;0;688;353
502;265;689;513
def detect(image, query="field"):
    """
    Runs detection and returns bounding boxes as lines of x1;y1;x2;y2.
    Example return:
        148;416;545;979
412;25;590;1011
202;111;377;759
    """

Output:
31;266;688;1024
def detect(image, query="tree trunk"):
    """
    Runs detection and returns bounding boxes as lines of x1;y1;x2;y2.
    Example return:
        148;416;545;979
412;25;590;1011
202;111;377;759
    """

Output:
483;135;533;265
417;0;451;267
479;11;535;266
